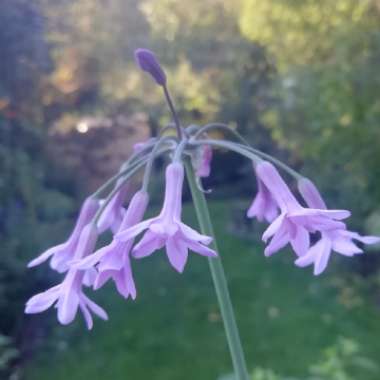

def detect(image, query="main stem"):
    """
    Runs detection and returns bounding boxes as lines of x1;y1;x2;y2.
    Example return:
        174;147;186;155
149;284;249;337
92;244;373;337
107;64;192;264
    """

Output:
185;161;250;380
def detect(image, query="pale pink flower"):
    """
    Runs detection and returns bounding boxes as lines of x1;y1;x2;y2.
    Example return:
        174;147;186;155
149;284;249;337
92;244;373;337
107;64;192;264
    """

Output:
75;190;149;299
116;163;217;273
247;163;279;223
25;225;108;329
256;162;350;257
28;197;99;272
295;178;380;275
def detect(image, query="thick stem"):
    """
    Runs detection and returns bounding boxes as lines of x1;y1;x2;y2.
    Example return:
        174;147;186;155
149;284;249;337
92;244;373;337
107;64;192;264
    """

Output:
185;161;250;380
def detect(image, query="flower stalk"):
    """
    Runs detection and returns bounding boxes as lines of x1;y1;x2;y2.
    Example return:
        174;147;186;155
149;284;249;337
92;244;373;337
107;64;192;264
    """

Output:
185;160;250;380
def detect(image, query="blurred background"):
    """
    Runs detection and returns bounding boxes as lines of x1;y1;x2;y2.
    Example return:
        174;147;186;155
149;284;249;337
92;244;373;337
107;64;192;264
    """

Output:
1;0;380;379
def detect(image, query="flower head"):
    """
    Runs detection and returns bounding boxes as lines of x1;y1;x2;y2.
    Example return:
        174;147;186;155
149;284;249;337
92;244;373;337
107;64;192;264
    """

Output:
116;163;217;273
295;178;380;275
256;162;350;257
247;163;279;223
75;190;149;299
28;197;99;272
134;48;166;86
25;224;108;329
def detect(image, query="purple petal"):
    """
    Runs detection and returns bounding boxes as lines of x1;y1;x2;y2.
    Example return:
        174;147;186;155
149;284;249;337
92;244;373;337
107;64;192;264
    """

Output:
132;231;165;258
332;236;363;256
79;301;93;330
179;223;212;244
81;294;108;321
166;237;188;273
25;285;61;314
314;238;332;275
262;213;286;242
185;240;217;257
116;219;152;241
57;287;80;325
27;243;68;268
290;226;310;257
264;227;289;257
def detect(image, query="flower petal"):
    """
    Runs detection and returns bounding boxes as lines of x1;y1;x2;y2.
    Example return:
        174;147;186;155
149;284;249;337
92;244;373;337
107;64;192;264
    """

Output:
132;231;165;258
179;223;212;244
116;219;152;241
262;213;286;242
290;226;310;257
166;237;188;273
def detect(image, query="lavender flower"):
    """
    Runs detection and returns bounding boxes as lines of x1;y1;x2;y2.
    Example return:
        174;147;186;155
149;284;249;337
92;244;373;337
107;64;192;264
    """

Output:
25;225;108;329
75;190;149;299
97;180;129;233
295;178;380;275
134;48;166;86
247;163;279;223
256;161;350;257
28;197;99;272
116;162;217;273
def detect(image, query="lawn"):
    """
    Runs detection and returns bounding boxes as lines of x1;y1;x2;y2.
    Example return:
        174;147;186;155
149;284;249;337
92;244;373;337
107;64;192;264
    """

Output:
25;200;380;380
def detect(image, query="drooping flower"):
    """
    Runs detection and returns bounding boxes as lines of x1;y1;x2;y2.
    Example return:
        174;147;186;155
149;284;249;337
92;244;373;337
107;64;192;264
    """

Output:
134;48;166;86
75;190;149;299
116;162;217;273
28;197;100;272
194;144;213;178
256;161;350;257
97;180;129;234
295;178;380;275
247;163;279;223
25;225;108;329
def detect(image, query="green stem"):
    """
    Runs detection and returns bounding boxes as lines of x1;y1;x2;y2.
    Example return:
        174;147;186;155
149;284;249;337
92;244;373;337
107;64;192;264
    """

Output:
185;161;250;380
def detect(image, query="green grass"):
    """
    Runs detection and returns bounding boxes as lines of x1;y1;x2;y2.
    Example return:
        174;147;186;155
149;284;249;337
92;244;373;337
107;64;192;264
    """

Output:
26;200;380;380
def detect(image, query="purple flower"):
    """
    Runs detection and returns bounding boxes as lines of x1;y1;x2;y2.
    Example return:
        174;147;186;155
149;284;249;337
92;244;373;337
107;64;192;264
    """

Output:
25;225;108;329
28;197;100;272
247;163;279;223
256;161;350;257
195;145;213;178
134;48;167;86
295;178;380;275
116;163;217;273
97;180;129;234
75;190;149;299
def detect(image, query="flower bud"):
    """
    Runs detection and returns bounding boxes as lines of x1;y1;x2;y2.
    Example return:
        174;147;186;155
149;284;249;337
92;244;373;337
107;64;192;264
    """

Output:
134;48;167;86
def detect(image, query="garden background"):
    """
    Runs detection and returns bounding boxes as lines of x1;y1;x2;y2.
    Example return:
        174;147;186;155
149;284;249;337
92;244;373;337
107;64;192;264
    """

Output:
1;1;380;379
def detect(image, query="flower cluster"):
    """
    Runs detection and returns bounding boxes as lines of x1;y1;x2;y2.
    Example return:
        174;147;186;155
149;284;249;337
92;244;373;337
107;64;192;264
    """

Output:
246;162;379;275
25;48;379;329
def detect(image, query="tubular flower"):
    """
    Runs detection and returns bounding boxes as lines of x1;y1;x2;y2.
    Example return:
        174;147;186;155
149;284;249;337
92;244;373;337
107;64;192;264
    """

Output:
256;161;351;257
75;190;149;299
25;225;108;329
116;163;217;273
295;178;380;275
97;180;130;234
247;163;279;223
28;197;100;272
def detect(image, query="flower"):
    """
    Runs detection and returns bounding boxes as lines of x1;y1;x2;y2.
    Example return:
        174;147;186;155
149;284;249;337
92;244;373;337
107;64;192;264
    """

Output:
97;180;129;234
116;162;217;273
194;144;213;178
247;163;279;223
256;161;350;257
27;197;100;272
75;190;149;299
25;225;108;329
295;178;380;275
134;48;166;86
